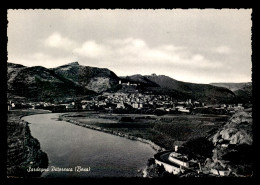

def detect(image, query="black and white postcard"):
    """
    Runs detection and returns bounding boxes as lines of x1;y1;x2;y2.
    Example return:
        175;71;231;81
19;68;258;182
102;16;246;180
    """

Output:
6;9;253;179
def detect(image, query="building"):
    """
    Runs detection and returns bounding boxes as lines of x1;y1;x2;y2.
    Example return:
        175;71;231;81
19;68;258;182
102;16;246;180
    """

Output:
8;103;11;111
132;103;139;109
178;108;190;113
82;104;87;109
168;152;189;168
11;103;15;108
154;156;183;175
62;104;74;109
221;104;227;108
176;105;184;109
154;146;193;175
186;99;192;104
116;102;125;109
210;168;231;176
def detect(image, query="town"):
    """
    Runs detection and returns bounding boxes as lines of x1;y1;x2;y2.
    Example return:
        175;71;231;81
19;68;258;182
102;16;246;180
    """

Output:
8;79;247;115
8;91;245;116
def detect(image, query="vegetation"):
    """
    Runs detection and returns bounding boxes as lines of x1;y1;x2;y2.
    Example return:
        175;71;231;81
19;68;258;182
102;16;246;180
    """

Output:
62;113;229;150
7;110;49;177
178;137;215;161
144;158;176;178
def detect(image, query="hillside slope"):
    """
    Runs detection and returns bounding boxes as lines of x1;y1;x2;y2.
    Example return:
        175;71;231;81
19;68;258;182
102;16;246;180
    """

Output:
52;62;120;93
205;109;253;176
7;62;121;102
7;62;96;102
210;82;252;103
210;82;252;92
8;62;249;104
125;74;236;103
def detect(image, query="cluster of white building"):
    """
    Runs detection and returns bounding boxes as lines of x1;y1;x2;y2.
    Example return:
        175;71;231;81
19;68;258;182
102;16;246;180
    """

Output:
79;92;188;111
154;146;196;175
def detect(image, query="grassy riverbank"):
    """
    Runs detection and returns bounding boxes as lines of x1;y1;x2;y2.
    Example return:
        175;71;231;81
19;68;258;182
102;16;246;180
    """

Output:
60;112;230;150
7;109;50;178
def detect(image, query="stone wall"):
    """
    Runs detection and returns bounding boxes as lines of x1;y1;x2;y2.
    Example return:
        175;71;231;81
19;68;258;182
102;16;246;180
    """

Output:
154;159;181;175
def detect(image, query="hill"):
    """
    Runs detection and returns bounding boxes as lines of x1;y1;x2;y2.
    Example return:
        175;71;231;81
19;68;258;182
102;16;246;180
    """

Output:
210;82;252;92
52;62;120;93
120;74;159;87
210;82;252;103
7;62;97;102
8;62;249;104
125;74;236;103
8;61;122;102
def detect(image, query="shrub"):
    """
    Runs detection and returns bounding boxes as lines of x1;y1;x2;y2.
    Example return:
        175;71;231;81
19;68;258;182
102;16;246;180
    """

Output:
179;137;214;161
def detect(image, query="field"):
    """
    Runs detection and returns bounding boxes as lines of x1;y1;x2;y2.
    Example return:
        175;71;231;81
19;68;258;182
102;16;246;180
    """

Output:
61;112;230;150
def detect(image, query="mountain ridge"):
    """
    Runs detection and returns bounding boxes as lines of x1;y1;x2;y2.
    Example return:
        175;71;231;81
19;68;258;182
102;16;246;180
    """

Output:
125;74;238;103
210;82;252;103
7;62;251;103
210;82;252;92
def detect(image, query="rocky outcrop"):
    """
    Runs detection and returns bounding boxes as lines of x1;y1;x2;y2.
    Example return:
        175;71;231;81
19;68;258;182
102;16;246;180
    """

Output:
211;110;252;146
206;109;253;176
52;62;120;93
86;77;112;93
7;113;48;177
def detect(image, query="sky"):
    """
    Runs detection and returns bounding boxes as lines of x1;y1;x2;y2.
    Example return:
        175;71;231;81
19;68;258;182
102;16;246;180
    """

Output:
7;9;252;84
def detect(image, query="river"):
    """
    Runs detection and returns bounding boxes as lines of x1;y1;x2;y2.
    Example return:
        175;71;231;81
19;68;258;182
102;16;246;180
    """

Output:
22;113;156;178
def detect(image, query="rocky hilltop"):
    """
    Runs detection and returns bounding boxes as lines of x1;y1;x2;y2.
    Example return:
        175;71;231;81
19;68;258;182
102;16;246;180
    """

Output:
7;62;119;102
205;109;253;176
7;62;95;102
52;62;119;93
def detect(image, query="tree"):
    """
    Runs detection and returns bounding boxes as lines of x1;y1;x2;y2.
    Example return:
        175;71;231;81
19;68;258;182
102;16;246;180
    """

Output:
147;158;155;166
179;137;214;162
146;164;166;177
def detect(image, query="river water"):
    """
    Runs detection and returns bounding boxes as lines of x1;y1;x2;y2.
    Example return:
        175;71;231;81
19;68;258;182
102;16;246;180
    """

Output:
22;113;156;178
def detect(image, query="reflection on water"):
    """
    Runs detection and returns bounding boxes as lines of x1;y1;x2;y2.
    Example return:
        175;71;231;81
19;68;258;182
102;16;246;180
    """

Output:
23;113;156;177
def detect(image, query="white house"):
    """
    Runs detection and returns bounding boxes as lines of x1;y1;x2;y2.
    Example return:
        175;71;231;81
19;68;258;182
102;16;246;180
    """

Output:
168;152;190;168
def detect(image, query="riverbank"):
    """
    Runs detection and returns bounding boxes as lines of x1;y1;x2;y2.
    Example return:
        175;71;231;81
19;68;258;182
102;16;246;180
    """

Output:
7;109;50;178
59;112;229;152
59;114;165;153
22;113;156;177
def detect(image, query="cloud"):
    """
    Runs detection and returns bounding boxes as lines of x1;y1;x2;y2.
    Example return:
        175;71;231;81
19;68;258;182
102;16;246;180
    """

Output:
214;46;231;54
12;36;246;83
42;34;226;73
44;32;77;50
107;38;146;47
69;38;230;83
73;41;110;58
73;38;222;69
